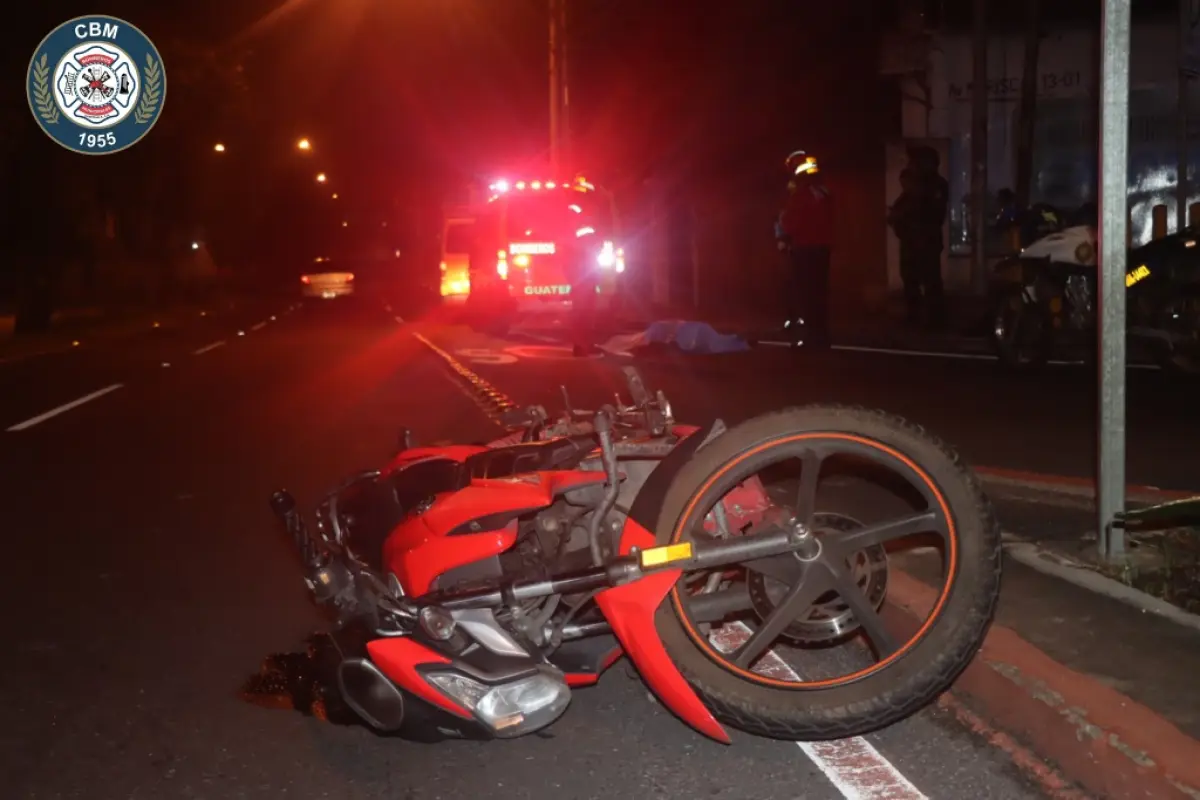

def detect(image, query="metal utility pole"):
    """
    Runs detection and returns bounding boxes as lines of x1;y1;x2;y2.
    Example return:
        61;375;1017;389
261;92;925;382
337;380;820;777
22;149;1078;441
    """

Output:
969;0;989;290
548;0;570;175
1014;0;1042;210
559;0;571;174
549;0;561;174
1178;0;1194;231
1097;0;1131;562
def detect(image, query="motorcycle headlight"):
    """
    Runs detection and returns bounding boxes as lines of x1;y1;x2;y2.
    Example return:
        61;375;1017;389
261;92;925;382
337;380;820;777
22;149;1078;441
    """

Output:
426;668;571;738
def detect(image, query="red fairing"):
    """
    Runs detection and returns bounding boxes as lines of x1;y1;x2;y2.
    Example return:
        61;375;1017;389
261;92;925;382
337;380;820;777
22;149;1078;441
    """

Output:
383;445;486;473
385;470;606;596
563;646;623;687
595;563;729;744
367;637;472;718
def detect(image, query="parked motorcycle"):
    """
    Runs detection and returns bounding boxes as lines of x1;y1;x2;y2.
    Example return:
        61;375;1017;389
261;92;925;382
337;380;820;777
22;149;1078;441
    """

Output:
264;367;1002;743
988;225;1200;372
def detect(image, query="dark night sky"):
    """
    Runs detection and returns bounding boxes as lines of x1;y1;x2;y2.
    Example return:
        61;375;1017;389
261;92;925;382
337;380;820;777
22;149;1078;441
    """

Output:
12;1;893;207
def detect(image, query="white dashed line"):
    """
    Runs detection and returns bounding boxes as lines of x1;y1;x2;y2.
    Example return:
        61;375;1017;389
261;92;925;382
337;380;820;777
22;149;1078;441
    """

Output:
711;622;927;799
192;340;226;355
250;321;267;331
395;315;405;324
7;384;124;432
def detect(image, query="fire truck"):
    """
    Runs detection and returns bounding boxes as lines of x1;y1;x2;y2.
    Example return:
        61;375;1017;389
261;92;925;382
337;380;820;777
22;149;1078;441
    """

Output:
439;175;625;327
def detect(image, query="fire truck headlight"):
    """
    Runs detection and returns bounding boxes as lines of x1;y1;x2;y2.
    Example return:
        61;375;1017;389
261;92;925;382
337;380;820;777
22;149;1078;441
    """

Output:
597;241;616;268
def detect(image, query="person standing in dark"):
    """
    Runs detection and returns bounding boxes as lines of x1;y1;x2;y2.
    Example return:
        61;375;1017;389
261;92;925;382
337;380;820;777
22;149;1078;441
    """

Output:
888;147;948;328
776;150;833;348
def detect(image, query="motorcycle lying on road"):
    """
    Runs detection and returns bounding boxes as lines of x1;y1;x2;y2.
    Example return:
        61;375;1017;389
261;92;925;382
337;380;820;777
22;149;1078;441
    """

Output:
988;225;1200;372
263;367;1002;743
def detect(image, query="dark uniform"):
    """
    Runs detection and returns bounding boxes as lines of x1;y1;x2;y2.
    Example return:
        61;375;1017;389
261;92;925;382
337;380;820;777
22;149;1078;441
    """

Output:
777;177;834;347
889;166;948;327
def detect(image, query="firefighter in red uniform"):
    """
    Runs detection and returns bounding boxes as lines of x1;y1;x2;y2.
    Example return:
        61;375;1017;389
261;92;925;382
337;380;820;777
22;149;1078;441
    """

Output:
776;150;833;348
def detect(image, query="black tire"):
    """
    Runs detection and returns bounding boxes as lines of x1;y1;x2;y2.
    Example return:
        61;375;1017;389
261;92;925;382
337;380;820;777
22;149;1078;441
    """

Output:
651;405;1002;740
990;285;1051;369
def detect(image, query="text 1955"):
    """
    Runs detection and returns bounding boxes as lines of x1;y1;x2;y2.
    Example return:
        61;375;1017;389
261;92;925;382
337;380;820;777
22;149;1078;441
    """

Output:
80;132;117;149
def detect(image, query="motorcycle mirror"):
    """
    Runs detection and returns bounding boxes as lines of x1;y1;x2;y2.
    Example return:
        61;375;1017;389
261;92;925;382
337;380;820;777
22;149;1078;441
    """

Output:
270;489;297;519
623;366;651;407
397;427;415;452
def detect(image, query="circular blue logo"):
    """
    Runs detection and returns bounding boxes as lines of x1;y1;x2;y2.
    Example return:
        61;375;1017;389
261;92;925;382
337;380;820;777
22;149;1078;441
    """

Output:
27;15;166;155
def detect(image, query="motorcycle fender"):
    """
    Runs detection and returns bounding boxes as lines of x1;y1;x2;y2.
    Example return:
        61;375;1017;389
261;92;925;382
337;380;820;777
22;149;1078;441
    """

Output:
595;567;730;744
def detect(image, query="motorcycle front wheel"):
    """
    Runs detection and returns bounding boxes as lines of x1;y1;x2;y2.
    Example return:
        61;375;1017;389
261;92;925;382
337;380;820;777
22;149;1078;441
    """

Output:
652;406;1002;741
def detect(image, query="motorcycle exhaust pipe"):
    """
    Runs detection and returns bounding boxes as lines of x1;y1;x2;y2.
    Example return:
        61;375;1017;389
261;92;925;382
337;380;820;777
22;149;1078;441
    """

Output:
337;657;406;732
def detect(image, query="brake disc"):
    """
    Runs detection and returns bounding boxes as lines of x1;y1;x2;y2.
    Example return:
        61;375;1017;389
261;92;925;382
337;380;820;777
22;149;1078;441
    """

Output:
746;513;889;646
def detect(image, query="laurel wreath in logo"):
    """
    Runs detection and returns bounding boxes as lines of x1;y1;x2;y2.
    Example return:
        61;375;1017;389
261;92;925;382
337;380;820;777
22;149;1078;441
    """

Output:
134;54;162;125
31;54;60;125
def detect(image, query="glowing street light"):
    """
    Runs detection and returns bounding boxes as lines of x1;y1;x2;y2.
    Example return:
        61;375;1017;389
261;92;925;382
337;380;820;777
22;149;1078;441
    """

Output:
341;221;348;227
213;143;226;152
297;138;311;151
331;192;339;199
316;173;327;183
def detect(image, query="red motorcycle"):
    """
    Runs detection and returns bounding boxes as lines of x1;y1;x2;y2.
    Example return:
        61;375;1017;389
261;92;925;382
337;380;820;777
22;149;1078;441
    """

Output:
266;367;1001;743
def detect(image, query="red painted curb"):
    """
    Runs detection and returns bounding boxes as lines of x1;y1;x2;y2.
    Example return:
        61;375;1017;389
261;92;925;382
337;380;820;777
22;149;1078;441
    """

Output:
974;465;1197;503
888;570;1200;799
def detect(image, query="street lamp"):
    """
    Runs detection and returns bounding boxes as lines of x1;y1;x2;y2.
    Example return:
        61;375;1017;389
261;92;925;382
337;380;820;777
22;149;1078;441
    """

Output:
214;143;226;152
316;173;327;183
331;192;339;199
297;138;311;151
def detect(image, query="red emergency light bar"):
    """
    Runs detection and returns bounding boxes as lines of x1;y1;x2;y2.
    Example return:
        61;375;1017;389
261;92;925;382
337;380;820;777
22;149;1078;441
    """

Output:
487;175;595;201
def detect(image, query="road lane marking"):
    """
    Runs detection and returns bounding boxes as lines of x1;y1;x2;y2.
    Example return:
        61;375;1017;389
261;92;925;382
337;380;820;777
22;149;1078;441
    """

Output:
830;343;1163;369
711;622;927;800
192;340;225;355
455;348;518;365
250;321;267;331
395;315;405;324
7;384;124;432
831;344;996;361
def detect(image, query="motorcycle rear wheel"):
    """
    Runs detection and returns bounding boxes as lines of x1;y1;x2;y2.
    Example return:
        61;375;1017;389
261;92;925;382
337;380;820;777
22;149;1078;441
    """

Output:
651;405;1002;741
990;285;1052;368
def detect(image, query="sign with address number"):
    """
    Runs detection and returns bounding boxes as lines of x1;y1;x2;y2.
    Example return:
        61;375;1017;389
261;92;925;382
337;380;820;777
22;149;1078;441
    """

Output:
26;15;166;155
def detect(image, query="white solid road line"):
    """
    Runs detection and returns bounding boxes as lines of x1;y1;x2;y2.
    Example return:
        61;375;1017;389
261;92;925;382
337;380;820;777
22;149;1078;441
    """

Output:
830;342;1163;369
6;383;124;432
192;340;226;355
831;343;996;361
712;622;927;800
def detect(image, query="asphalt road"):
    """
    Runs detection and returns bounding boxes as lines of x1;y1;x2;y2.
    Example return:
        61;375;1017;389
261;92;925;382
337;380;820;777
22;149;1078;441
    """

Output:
2;297;1059;800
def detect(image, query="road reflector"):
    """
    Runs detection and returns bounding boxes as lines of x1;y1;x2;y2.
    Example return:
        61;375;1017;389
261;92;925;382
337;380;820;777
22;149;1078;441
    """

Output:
640;542;693;568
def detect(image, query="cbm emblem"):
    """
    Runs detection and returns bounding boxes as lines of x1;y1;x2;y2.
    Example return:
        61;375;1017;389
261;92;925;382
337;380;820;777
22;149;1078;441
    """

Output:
27;15;166;155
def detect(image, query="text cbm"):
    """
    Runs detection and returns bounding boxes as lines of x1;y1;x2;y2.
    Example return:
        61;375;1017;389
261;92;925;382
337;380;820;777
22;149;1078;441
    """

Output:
76;22;119;39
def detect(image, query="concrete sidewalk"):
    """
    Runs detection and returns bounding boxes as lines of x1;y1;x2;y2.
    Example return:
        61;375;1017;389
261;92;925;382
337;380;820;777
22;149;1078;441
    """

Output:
924;479;1200;799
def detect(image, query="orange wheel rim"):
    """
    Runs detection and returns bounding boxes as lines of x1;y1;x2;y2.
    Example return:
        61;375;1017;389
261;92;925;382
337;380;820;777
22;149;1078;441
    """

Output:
669;432;959;690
